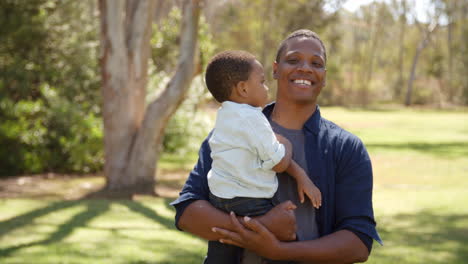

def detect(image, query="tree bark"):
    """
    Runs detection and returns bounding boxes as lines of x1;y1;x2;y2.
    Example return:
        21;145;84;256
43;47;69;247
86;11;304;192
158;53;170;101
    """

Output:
446;1;453;102
98;0;200;195
395;0;407;99
405;22;438;106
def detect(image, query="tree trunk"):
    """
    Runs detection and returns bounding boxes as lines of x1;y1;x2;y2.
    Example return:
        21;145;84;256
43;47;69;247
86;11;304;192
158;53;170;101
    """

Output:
395;0;406;99
98;0;200;195
446;1;453;102
405;22;438;106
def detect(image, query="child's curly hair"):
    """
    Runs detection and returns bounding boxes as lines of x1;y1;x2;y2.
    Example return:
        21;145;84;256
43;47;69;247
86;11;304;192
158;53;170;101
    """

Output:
205;50;256;103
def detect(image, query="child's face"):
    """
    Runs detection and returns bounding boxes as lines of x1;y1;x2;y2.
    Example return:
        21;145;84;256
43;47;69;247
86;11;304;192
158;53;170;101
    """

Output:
245;60;269;108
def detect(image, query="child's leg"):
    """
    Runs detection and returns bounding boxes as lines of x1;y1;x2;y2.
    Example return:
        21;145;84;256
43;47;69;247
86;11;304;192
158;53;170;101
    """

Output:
204;240;242;264
220;196;297;264
204;193;248;264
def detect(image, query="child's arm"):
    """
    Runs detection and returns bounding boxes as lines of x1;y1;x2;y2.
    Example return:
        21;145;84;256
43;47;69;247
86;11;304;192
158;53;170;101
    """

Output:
286;161;322;208
272;133;322;209
271;133;293;173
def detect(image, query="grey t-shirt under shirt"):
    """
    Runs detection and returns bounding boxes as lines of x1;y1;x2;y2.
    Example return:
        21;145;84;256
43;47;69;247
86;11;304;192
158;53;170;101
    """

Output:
242;120;319;264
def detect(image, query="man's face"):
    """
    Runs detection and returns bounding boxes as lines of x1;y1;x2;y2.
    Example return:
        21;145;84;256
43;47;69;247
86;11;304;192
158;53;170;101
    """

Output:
273;37;326;105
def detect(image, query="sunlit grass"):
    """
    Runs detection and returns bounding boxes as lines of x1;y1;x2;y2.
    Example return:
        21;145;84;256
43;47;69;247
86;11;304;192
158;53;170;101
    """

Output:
0;107;467;263
0;199;207;264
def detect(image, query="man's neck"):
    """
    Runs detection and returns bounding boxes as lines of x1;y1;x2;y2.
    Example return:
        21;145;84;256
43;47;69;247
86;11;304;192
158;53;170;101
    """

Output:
271;100;317;130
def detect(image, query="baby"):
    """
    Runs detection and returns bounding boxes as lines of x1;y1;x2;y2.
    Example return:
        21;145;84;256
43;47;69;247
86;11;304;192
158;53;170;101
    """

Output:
204;50;321;264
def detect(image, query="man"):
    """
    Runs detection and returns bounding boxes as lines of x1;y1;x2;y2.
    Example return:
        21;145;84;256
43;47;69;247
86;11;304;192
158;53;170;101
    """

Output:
171;29;382;263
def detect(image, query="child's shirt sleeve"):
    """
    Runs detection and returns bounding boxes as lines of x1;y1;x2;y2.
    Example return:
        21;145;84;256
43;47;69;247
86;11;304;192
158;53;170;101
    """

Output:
243;109;285;170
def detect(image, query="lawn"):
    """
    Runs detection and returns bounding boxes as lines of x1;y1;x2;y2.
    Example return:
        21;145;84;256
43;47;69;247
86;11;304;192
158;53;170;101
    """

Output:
1;107;467;264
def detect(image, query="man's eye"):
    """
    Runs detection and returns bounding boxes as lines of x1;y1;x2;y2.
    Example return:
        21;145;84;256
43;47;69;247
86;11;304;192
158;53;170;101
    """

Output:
312;62;324;68
287;58;298;63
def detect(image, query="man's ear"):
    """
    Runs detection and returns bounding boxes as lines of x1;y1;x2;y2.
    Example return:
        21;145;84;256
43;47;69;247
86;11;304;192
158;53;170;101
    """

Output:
234;81;249;98
322;69;327;87
273;62;278;79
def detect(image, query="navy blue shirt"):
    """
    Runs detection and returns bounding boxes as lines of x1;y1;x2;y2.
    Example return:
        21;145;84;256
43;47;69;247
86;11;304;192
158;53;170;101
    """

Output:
171;104;383;252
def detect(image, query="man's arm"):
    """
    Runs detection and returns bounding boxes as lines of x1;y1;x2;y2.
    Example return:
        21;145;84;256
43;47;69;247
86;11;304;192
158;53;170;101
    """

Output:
214;213;369;263
178;200;298;241
275;230;369;263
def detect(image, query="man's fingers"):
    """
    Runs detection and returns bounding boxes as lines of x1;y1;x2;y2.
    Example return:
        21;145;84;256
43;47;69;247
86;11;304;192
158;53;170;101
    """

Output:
219;238;243;247
243;216;271;237
229;212;251;237
282;200;297;210
212;227;243;242
229;212;244;230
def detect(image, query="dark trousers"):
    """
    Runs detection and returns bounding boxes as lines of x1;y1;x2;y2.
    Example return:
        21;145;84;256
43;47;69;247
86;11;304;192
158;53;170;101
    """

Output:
204;192;294;264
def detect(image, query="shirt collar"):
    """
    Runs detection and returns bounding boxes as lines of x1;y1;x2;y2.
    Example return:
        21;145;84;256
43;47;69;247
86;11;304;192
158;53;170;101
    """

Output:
263;102;321;135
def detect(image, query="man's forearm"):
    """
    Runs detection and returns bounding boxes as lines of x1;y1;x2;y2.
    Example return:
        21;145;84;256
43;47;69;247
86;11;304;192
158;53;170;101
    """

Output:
178;200;297;242
178;200;231;241
275;230;369;264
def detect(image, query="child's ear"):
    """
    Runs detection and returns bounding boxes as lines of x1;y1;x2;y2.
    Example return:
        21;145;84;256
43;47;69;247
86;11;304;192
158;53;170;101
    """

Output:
234;81;249;98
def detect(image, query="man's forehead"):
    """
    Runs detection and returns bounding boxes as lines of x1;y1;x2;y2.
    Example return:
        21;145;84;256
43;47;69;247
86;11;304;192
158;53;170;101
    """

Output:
286;37;323;52
281;39;323;60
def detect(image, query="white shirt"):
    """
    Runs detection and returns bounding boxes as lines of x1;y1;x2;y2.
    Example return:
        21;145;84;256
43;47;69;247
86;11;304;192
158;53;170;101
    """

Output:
207;101;285;199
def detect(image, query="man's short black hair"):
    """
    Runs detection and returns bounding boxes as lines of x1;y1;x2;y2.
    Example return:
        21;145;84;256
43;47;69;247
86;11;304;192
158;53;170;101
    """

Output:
205;50;256;103
275;29;327;64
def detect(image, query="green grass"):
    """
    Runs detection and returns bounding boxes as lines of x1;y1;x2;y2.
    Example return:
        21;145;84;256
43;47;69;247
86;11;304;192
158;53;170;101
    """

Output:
1;107;467;263
0;198;206;264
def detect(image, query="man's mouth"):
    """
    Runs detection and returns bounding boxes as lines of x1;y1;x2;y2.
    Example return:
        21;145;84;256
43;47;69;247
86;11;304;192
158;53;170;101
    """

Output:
292;79;314;86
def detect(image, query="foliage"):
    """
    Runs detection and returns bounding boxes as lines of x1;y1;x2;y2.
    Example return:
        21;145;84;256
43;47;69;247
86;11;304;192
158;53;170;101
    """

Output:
163;77;214;155
0;1;102;176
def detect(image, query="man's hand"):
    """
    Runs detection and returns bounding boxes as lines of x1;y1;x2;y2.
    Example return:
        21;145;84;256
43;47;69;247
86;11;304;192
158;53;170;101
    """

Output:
255;200;297;241
213;212;284;260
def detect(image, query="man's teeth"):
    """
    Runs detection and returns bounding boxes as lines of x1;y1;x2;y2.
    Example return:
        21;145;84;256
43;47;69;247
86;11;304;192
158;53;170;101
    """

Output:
293;79;312;85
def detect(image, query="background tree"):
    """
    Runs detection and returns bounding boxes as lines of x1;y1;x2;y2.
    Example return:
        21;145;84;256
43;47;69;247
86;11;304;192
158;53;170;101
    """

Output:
405;12;439;106
98;0;200;195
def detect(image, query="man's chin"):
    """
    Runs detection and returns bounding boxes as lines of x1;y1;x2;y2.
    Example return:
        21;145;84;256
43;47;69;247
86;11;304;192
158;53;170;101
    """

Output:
292;95;318;106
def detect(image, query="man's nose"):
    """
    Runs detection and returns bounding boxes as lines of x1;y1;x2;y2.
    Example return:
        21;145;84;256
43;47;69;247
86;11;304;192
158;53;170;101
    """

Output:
297;61;314;72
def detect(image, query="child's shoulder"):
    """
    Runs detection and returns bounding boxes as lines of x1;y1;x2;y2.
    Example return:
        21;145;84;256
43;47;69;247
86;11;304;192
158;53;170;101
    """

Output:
221;102;263;118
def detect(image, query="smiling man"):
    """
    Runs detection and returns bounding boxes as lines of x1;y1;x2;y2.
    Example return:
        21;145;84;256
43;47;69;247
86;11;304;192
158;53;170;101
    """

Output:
172;29;382;264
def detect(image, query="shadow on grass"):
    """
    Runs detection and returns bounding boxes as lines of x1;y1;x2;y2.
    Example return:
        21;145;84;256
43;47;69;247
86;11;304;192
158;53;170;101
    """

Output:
115;199;174;229
0;199;181;258
367;141;468;158
376;210;468;263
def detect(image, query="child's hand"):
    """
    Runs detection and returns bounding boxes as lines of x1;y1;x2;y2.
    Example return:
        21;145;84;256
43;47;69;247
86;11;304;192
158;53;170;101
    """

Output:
297;178;322;209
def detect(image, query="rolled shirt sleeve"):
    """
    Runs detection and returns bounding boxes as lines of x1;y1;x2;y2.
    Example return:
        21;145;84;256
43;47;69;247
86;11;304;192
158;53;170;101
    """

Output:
334;132;383;247
243;110;285;170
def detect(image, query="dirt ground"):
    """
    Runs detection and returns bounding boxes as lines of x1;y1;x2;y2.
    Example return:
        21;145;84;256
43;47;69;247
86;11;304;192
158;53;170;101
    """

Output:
0;170;188;200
